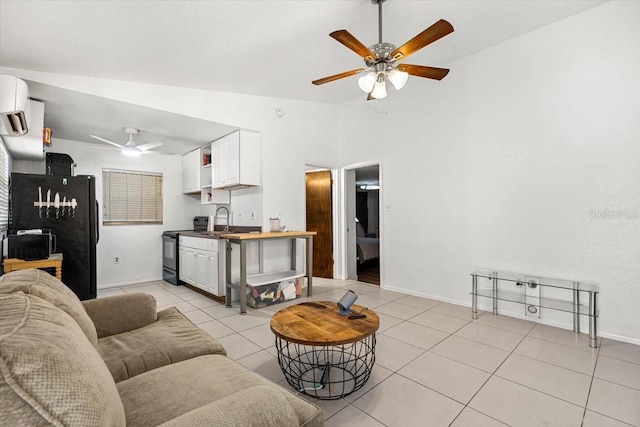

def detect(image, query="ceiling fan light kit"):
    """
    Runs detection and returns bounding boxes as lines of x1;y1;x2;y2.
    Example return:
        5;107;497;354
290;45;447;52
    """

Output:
371;75;387;99
89;127;163;156
387;68;408;90
358;72;377;93
121;146;142;157
312;0;454;100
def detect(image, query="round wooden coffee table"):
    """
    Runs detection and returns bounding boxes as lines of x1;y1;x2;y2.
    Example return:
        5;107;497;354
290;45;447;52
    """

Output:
270;301;379;400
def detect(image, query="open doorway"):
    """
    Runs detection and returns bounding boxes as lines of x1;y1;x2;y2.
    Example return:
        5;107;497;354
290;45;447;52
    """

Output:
345;164;380;285
355;166;380;285
305;165;334;278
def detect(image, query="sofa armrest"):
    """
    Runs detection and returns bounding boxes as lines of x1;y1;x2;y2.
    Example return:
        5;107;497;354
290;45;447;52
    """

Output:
82;293;158;338
158;385;315;427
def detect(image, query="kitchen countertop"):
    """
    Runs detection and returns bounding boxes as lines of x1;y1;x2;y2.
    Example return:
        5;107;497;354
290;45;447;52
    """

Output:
179;230;316;240
178;231;228;239
178;226;262;239
220;231;316;240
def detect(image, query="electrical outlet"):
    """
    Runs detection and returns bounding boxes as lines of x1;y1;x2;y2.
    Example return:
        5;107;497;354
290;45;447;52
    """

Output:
237;211;244;220
114;256;120;264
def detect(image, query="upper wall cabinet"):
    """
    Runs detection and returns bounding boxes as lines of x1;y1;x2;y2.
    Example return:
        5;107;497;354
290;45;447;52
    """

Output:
182;149;201;194
183;147;230;204
212;130;260;190
201;145;230;204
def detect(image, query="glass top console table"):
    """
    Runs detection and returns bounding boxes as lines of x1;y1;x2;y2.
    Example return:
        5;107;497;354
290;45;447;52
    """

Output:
471;269;599;348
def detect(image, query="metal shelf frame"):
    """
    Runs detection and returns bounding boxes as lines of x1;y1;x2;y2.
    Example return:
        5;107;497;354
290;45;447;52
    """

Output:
225;233;314;314
471;270;600;348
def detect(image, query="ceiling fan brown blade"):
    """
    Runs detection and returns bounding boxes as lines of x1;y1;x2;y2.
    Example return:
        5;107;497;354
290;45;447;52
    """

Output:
390;19;454;61
367;93;373;101
397;64;450;80
312;68;364;85
330;30;376;60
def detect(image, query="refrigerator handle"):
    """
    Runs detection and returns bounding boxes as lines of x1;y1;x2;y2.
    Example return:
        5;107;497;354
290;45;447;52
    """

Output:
95;200;100;243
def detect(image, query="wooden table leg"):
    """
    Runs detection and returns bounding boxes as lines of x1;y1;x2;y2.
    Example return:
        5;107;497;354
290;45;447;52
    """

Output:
55;262;62;280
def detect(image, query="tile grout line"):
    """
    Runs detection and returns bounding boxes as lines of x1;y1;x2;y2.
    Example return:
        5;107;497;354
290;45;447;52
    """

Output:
500;350;594;378
447;316;534;427
101;280;638;426
580;342;602;427
597;349;640;367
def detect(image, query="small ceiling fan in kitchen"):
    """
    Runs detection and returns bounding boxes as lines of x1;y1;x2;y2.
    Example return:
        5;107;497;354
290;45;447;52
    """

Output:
312;0;454;100
89;127;163;157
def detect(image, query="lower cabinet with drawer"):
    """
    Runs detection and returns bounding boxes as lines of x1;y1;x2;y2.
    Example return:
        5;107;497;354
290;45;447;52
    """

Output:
178;236;224;296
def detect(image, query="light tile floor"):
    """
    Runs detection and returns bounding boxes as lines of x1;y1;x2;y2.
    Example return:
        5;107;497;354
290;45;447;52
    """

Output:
98;278;640;427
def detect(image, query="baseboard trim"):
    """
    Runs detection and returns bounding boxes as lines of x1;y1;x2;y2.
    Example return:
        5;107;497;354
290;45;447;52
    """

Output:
380;283;640;346
98;276;164;289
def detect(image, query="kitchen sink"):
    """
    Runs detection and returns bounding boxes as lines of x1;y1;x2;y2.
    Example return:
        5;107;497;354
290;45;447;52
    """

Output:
196;226;261;237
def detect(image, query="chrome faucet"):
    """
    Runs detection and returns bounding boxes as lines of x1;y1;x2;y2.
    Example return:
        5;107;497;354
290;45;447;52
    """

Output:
214;206;230;232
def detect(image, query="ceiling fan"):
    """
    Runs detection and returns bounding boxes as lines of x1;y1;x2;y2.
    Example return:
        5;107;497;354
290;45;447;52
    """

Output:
89;127;163;157
312;0;454;100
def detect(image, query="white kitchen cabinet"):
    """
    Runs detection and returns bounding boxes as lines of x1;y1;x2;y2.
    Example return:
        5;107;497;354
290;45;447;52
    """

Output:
206;252;219;296
178;236;223;296
178;247;186;281
211;140;225;188
182;149;201;194
212;130;260;189
195;252;208;291
182;249;196;285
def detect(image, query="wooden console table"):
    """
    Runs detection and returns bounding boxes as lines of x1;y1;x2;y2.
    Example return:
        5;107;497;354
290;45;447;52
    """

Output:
3;254;63;280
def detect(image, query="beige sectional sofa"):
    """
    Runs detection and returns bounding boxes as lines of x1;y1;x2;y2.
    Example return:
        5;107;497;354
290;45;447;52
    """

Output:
0;269;324;426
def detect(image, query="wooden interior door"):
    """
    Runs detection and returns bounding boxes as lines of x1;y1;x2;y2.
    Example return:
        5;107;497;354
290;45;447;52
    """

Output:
305;170;333;278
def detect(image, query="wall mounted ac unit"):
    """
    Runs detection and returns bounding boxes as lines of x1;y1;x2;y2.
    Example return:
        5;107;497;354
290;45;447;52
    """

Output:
0;75;30;136
2;99;45;160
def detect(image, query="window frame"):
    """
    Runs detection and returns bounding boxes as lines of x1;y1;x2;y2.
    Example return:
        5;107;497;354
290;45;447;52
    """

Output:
0;139;10;232
102;168;163;226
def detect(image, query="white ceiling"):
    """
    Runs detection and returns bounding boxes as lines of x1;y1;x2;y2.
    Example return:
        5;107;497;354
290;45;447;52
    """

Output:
0;1;606;152
25;80;237;155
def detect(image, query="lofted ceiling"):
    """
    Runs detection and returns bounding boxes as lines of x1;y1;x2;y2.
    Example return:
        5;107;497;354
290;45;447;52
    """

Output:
0;1;606;153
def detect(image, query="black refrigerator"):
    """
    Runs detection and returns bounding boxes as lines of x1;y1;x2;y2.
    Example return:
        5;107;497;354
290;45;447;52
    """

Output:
9;173;98;300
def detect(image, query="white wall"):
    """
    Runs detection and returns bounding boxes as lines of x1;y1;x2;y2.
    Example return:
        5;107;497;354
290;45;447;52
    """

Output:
39;139;193;287
0;67;341;285
0;68;341;231
3;2;637;342
339;1;640;342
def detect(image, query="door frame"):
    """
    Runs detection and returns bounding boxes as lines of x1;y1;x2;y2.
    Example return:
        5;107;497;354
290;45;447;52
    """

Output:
303;163;339;279
339;161;383;284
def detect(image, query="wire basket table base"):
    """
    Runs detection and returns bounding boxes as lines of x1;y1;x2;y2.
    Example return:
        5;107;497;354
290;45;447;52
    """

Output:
275;334;376;400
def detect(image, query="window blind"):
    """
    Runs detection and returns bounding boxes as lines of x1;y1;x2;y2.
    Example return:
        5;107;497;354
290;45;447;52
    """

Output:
0;140;10;231
102;169;162;225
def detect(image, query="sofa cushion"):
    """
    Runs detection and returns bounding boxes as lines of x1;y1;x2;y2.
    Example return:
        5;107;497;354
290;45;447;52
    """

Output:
157;385;299;427
83;292;158;338
0;292;125;426
0;269;98;346
98;307;227;382
117;354;323;427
